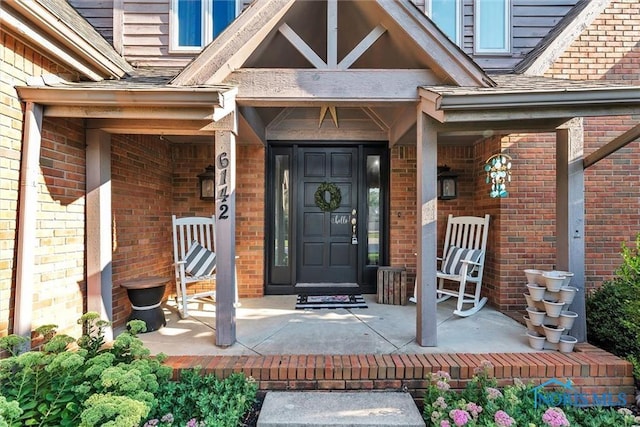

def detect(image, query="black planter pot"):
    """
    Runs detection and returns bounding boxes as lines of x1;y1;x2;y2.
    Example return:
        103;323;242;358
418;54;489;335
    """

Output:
121;277;168;332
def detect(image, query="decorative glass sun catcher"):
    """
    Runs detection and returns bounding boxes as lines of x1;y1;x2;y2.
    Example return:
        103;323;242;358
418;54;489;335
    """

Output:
485;153;512;198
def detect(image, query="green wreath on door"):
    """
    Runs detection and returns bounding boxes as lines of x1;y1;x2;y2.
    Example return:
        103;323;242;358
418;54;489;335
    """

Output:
314;182;342;212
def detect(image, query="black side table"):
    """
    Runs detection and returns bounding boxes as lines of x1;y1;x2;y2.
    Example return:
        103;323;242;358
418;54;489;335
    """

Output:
120;276;168;332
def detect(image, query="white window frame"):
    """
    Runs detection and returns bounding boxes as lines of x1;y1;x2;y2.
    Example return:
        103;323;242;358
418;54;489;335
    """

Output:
169;0;239;53
427;0;462;46
474;0;511;54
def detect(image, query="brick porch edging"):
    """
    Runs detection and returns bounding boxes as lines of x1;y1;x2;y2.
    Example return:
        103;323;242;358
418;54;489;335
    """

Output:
164;344;635;405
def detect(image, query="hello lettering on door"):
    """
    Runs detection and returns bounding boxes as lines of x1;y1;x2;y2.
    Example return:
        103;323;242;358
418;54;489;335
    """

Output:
331;214;350;225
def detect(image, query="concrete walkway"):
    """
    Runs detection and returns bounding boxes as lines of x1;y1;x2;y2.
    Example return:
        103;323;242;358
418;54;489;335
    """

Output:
136;294;534;355
257;391;425;426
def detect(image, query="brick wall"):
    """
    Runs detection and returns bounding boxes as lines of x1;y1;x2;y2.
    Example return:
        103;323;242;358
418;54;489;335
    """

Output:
111;134;174;325
1;29;84;339
165;344;635;407
235;144;265;298
170;142;265;299
547;0;640;289
389;143;505;303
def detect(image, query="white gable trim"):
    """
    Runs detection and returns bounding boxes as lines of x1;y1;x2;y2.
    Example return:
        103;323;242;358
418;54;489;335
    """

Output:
172;0;493;89
171;0;297;86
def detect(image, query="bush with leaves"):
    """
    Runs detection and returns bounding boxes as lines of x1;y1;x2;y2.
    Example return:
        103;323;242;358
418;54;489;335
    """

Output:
423;361;639;426
0;313;171;427
144;368;257;427
586;233;640;381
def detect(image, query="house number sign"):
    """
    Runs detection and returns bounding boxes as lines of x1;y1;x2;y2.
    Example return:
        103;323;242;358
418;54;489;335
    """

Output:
216;151;230;220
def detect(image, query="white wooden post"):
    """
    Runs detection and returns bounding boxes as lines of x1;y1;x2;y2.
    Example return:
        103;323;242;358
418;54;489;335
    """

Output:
214;130;237;346
416;108;438;346
15;102;43;350
86;129;113;340
556;118;586;342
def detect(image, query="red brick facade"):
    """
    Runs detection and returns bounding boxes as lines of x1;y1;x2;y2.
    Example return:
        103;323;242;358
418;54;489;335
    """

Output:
165;344;636;406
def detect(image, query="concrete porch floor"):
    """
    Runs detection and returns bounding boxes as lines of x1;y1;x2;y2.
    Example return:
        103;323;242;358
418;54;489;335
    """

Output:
136;294;535;355
131;295;635;404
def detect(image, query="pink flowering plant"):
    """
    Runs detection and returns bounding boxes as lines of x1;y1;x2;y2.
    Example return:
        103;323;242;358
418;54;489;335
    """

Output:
423;361;637;427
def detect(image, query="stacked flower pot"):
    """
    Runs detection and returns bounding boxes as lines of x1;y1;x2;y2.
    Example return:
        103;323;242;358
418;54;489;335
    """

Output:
523;269;579;352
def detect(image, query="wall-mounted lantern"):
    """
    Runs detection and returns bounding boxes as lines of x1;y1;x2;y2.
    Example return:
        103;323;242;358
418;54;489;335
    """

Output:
198;165;216;201
437;165;458;200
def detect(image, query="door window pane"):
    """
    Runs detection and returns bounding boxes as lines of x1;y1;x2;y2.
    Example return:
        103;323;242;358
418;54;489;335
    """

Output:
429;0;460;45
475;0;510;53
366;155;380;266
274;155;290;267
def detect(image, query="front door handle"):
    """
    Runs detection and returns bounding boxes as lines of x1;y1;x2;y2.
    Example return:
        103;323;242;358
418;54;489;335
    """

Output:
351;209;358;244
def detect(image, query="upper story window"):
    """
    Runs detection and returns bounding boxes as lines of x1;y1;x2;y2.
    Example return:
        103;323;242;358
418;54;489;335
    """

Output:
427;0;462;46
170;0;237;52
475;0;511;54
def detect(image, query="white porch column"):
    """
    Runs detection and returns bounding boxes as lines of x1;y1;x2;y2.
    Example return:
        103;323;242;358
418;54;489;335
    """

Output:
15;102;43;350
86;129;113;340
416;108;438;346
556;118;586;342
214;130;237;346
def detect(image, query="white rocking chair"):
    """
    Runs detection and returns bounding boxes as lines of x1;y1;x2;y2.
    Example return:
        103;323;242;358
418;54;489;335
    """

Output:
172;215;218;319
411;214;490;317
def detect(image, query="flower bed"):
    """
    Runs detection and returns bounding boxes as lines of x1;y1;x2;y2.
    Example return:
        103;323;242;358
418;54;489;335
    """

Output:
423;360;639;427
0;313;257;427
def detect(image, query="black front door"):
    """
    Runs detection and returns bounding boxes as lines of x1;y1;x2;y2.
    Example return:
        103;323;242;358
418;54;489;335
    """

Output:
297;147;358;287
266;144;387;295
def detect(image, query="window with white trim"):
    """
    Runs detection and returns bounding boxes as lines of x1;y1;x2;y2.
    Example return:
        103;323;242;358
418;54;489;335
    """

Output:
427;0;462;46
170;0;237;52
475;0;511;54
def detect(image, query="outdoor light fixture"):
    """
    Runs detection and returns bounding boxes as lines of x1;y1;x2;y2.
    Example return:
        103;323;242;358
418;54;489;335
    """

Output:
198;165;216;200
437;165;458;200
485;153;512;198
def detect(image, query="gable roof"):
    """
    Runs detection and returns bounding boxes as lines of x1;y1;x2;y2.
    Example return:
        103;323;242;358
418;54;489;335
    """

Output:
1;0;131;80
515;0;610;75
171;0;493;88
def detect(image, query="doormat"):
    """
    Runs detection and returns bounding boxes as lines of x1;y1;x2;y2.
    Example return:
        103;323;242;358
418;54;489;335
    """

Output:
295;294;367;310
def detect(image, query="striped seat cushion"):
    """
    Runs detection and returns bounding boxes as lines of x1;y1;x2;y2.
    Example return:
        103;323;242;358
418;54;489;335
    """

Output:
184;241;216;277
441;246;482;276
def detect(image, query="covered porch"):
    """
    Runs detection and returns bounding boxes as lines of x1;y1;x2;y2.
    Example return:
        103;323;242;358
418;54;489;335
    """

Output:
130;295;635;403
11;0;640;352
135;295;533;356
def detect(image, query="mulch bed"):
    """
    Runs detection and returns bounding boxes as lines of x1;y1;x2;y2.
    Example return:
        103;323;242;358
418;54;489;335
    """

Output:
239;392;265;427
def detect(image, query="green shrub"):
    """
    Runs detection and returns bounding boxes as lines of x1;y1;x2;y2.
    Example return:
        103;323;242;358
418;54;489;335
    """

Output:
586;233;640;380
422;361;639;426
0;313;171;427
145;368;257;427
1;313;259;427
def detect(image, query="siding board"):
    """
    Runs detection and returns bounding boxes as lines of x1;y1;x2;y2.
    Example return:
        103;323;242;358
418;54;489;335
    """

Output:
69;0;582;71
